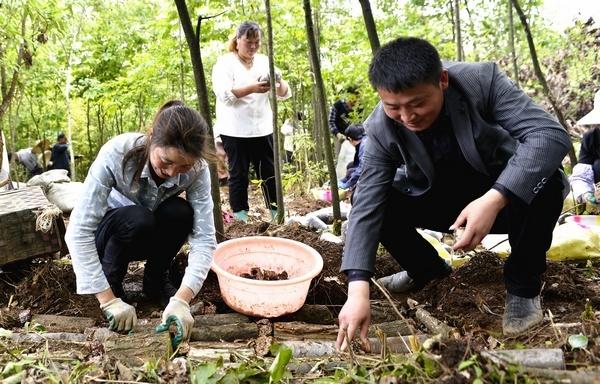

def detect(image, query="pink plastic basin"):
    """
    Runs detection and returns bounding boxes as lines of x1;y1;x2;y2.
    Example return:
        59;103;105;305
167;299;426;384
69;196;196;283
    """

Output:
211;236;324;318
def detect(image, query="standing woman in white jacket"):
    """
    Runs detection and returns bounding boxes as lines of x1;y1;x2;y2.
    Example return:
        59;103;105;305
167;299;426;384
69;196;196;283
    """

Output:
212;21;291;222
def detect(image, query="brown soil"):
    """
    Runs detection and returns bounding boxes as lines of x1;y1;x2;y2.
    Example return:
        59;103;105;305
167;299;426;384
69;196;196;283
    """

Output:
0;188;598;371
240;267;288;281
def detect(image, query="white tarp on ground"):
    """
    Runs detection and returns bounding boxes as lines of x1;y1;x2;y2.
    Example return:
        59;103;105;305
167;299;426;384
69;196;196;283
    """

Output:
482;218;600;262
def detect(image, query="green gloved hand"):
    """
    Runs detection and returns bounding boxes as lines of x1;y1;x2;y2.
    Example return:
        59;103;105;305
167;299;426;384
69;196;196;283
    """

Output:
155;296;193;349
100;297;137;332
584;191;600;206
577;191;600;214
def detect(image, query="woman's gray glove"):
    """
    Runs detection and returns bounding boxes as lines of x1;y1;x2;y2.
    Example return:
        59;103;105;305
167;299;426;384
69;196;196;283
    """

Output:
100;298;137;332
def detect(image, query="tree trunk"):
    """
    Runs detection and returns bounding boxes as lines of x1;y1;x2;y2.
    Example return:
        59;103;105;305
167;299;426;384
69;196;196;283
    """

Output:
461;0;479;61
510;0;577;167
358;0;380;55
303;0;341;234
454;0;463;61
64;63;76;180
174;0;225;240
507;0;519;86
264;0;285;223
86;100;93;156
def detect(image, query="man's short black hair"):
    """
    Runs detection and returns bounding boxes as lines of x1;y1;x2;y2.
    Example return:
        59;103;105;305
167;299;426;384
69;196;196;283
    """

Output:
345;124;365;141
368;37;442;92
57;132;66;140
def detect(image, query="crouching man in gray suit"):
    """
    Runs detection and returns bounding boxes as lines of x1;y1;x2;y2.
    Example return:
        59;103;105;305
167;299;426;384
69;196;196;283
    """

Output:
336;37;570;350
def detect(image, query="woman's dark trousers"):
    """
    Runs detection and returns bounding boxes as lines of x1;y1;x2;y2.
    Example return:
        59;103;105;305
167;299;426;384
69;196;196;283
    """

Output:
94;196;193;302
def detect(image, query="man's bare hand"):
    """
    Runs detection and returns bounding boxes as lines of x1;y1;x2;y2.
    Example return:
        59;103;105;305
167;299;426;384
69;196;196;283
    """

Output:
335;281;371;351
450;189;508;251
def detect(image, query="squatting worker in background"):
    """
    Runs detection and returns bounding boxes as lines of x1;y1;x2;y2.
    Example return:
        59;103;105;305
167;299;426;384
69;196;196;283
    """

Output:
336;37;570;351
212;20;291;223
65;100;216;347
569;89;600;213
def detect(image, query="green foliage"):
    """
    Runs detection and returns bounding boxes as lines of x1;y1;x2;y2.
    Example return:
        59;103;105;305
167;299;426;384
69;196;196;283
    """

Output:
568;334;589;349
268;344;292;383
142;359;161;382
2;0;593;187
581;298;595;321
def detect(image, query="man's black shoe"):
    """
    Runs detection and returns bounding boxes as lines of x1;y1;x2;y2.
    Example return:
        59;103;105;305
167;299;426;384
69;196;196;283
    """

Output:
502;293;543;336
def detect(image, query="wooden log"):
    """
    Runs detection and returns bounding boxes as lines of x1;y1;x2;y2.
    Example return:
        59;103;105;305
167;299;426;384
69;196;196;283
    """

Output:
187;342;255;361
0;186;66;265
370;320;417;338
481;349;565;369
281;304;335;325
31;314;95;333
280;335;429;357
190;323;258;342
93;319;258;343
103;332;170;367
193;313;251;326
275;322;338;340
370;302;402;324
481;350;600;384
9;332;86;343
274;320;415;340
414;308;458;339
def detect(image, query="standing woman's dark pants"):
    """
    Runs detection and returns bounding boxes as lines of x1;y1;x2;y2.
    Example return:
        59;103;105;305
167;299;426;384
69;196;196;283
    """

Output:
94;196;193;300
220;134;277;212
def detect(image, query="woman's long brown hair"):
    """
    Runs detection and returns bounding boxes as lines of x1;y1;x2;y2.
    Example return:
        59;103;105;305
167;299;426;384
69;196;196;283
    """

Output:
122;100;213;184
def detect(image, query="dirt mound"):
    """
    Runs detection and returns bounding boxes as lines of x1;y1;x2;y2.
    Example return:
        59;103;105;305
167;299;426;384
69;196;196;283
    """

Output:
3;258;102;321
412;252;596;333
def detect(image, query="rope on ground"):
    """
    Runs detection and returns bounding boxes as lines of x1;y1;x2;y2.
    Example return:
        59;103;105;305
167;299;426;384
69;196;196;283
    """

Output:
34;204;62;233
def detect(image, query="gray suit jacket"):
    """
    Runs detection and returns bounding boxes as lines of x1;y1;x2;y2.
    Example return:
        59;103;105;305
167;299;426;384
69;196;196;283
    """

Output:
341;61;571;274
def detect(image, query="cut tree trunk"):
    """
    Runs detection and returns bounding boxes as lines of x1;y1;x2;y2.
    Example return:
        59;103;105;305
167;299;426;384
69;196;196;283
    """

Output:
190;323;258;342
280;335;429;357
187;341;255;361
113;321;259;342
8;332;86;343
103;332;170;366
274;320;415;340
193;313;251;326
31;314;95;333
414;307;458;339
280;304;335;325
481;348;565;369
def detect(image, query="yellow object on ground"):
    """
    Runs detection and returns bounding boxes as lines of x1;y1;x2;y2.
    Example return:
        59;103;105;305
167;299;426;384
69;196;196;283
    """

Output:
417;229;470;267
482;219;600;262
547;222;600;261
562;191;578;214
